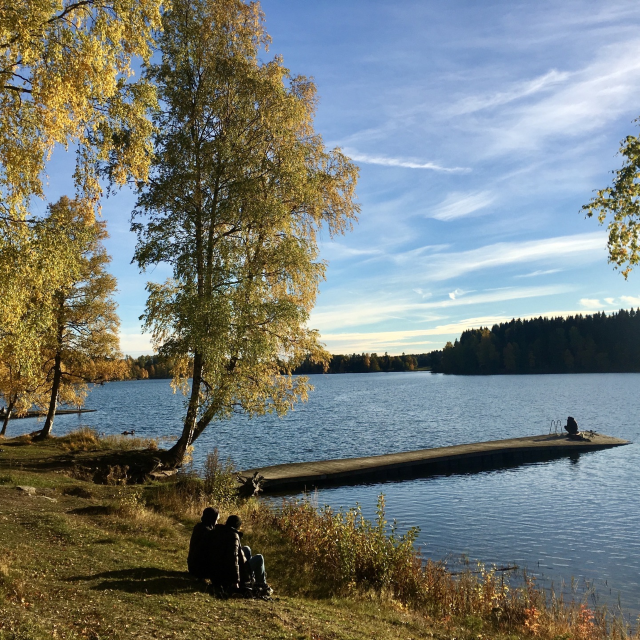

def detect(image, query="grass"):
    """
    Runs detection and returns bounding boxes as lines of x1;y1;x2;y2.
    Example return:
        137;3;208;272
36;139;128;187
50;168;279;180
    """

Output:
0;429;637;639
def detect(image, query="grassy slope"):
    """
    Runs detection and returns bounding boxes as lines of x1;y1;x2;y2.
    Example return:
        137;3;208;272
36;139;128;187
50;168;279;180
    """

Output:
0;437;459;640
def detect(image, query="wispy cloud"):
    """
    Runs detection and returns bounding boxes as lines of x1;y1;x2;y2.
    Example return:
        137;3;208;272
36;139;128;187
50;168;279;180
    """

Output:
580;296;638;309
311;285;572;331
515;269;562;278
485;41;640;154
579;298;605;309
344;149;470;173
449;69;570;116
422;232;606;281
431;191;496;221
320;242;384;261
448;288;469;300
319;309;600;354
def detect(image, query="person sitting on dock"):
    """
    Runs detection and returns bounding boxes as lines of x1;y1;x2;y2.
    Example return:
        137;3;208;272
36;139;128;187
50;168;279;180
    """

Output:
564;416;590;441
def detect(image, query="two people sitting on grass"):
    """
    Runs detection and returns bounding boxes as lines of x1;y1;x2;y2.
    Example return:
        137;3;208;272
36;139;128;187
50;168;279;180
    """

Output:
187;507;270;597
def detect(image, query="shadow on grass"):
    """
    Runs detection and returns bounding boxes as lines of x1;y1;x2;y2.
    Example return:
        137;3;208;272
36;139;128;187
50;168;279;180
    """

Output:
66;567;202;595
67;505;113;516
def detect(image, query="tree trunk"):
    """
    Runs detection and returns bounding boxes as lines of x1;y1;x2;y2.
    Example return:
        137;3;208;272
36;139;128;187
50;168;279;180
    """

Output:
37;350;62;439
0;396;15;436
163;351;204;467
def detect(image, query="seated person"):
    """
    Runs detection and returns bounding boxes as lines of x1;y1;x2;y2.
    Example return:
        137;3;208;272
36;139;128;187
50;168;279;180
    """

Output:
565;416;579;436
187;507;219;579
228;515;268;588
564;416;589;441
208;515;269;592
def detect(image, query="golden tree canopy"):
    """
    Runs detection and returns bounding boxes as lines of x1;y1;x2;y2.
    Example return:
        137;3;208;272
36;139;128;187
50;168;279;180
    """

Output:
0;0;163;221
132;0;359;464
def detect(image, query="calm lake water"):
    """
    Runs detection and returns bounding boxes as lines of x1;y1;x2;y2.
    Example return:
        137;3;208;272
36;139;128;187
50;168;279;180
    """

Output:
8;373;640;615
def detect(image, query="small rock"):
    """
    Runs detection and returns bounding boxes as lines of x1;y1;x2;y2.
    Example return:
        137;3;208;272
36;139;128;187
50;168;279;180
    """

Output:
148;469;178;480
16;486;36;495
39;496;57;502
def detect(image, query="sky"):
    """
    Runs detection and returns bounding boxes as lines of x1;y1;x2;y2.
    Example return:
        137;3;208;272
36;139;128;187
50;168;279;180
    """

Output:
41;0;640;356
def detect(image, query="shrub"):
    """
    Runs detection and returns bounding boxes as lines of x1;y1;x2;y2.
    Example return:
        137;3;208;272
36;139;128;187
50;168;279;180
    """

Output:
202;448;238;508
254;494;547;631
145;448;240;519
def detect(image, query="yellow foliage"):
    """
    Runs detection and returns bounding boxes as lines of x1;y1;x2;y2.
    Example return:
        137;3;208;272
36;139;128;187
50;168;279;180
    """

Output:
132;0;359;463
0;0;163;220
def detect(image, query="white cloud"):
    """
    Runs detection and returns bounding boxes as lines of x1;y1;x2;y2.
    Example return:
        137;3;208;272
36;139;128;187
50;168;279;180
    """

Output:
320;309;601;354
487;41;640;154
449;69;570;116
431;191;496;221
579;298;604;309
515;269;562;278
621;295;640;306
448;288;467;300
320;242;383;261
119;332;154;355
344;149;470;173
311;284;572;331
422;232;606;282
604;297;616;305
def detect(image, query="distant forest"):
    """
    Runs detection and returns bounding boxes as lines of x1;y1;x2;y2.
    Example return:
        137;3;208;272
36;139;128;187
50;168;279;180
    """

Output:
433;308;640;375
124;309;640;378
125;354;177;380
292;352;441;374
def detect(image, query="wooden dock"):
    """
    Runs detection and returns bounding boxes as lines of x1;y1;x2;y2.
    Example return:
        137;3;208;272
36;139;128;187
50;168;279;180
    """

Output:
0;409;97;420
241;433;630;493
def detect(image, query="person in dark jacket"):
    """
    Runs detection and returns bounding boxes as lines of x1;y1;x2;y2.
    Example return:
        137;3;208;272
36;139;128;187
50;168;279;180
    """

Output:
207;514;249;589
187;507;219;578
227;515;268;587
565;416;579;436
564;416;590;441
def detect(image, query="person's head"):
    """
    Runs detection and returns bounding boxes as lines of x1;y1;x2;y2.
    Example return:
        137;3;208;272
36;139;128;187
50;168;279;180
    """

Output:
226;514;242;530
201;507;219;527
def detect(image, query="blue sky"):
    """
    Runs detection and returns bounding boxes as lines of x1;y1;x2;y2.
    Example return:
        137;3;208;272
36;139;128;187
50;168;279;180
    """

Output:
42;0;640;356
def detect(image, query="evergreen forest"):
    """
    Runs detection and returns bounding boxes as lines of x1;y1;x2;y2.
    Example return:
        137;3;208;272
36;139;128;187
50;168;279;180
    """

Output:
433;308;640;375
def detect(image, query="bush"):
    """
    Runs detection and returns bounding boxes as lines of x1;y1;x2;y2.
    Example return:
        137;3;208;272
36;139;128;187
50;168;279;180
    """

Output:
254;494;549;631
202;448;238;508
144;451;240;519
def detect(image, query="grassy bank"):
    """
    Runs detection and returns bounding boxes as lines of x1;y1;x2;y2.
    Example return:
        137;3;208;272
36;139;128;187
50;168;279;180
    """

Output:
0;430;635;639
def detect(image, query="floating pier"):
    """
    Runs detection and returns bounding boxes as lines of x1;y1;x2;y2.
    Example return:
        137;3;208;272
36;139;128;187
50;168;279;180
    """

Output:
241;433;630;493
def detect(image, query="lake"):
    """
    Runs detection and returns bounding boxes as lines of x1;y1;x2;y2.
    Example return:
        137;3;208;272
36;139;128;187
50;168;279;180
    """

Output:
7;372;640;615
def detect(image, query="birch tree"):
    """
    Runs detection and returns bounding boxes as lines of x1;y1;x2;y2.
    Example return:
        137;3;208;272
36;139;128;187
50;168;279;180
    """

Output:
131;0;359;466
34;197;123;438
583;132;640;278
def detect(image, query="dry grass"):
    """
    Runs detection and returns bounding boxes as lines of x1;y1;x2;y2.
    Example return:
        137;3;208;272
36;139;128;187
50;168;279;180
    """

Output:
59;426;159;452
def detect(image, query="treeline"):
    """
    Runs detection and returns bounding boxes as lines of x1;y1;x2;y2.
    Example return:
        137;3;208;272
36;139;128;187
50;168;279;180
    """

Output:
293;352;442;374
434;308;640;375
124;355;177;379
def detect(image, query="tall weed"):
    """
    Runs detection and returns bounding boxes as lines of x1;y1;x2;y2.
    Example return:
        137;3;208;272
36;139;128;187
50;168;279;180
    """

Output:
252;494;611;636
145;450;240;518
